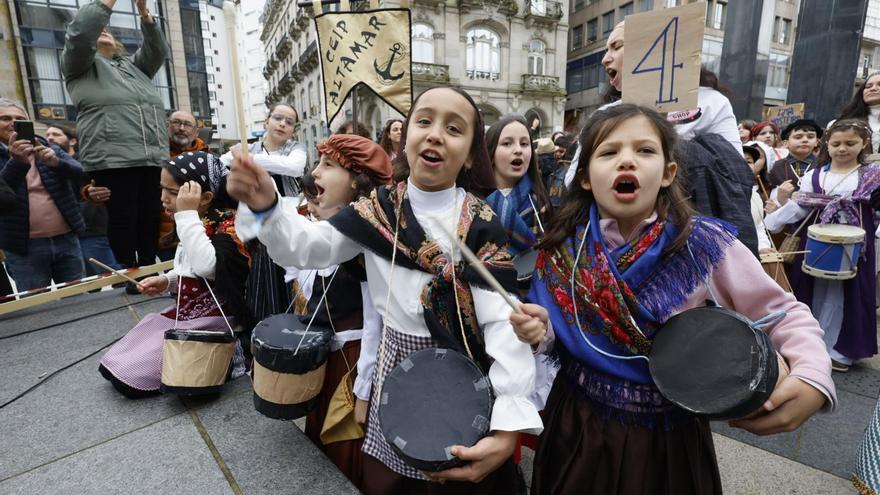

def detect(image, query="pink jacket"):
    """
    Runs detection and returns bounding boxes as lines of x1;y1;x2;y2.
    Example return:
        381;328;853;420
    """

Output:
541;215;837;410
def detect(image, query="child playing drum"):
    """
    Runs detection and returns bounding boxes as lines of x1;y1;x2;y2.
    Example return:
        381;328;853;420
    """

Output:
227;87;543;494
510;104;835;495
765;119;880;372
99;152;251;398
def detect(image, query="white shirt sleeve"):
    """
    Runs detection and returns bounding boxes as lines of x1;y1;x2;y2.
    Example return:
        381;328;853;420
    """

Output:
258;196;362;270
472;286;544;434
353;281;380;401
750;190;772;251
252;148;308;178
174;210;217;279
763;169;815;232
675;87;744;157
563;143;581;188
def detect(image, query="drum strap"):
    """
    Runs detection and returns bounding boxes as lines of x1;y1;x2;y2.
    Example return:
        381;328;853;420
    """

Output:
374;198;404;405
294;268;340;356
172;276;236;338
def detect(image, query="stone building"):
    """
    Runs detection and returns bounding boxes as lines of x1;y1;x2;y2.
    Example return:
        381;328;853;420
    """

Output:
260;0;569;162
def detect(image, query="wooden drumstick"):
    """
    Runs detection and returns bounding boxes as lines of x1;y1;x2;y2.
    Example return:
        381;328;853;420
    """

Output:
437;224;522;314
88;258;140;285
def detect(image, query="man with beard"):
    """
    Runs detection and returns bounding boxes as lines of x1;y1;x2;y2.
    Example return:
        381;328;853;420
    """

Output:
159;110;209;261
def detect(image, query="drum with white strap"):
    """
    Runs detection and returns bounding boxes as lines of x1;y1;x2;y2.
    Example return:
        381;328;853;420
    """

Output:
802;224;865;280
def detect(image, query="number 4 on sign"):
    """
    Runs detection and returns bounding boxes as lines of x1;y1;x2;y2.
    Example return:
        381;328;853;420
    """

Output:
632;16;683;105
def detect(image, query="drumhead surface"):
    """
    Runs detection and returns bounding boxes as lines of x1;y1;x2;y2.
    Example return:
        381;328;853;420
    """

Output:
251;314;332;374
807;223;866;243
379;348;493;472
164;329;236;343
650;306;778;419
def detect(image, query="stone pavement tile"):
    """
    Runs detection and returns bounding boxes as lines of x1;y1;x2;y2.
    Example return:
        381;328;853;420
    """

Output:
0;413;232;495
0;290;129;338
0;307;146;404
713;389;876;479
834;363;880;399
0;354;186;480
190;378;361;495
714;433;852;494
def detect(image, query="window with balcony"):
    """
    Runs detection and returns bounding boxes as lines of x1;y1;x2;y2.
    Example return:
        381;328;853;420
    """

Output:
412;23;434;63
773;17;792;44
602;11;615;35
710;1;726;30
587;18;598;42
527;40;546;75
619;2;633;18
572;25;584;50
466;27;501;81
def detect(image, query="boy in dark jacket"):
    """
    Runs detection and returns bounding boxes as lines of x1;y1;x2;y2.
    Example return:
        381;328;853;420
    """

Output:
0;99;88;291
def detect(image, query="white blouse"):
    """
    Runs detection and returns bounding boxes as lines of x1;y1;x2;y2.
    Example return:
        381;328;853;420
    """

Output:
252;180;543;434
165;210;218;289
763;167;876;236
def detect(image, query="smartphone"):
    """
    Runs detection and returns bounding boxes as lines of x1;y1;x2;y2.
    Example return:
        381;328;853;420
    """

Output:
13;120;35;144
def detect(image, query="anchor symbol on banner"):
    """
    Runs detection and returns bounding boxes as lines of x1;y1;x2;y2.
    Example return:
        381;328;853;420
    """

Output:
374;43;405;82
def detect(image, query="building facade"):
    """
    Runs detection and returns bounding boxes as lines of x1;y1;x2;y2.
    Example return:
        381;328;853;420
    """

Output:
235;0;267;138
260;0;569;163
0;0;232;142
565;0;801;127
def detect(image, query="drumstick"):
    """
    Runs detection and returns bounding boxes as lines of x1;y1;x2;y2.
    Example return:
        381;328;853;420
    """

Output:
437;224;522;314
775;250;811;256
88;258;140;285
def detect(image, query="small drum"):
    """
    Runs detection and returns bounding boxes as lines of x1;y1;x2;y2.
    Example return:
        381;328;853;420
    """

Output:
760;251;791;292
161;329;236;395
802;224;865;280
650;306;788;420
251;314;332;420
379;348;493;472
513;248;539;283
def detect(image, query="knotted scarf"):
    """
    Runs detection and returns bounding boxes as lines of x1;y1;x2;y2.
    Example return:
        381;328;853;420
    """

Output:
487;175;539;255
796;164;880;226
328;182;517;372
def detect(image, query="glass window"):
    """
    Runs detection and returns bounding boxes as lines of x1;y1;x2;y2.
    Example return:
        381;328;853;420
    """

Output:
527;40;545;75
711;1;726;30
572;25;583;50
530;0;546;16
412;23;434;64
587;19;598;42
465;27;501;81
602;11;615;35
701;38;723;74
639;0;653;11
574;0;585;12
619;2;633;18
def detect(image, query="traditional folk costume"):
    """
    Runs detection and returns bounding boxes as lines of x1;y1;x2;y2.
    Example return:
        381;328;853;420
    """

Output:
99;153;251;398
247;180;542;495
528;205;836;495
487;174;542;257
221;140;308;324
289;256;380;488
765;164;880;366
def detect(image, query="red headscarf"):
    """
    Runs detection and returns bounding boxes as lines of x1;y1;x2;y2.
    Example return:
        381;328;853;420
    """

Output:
316;134;392;184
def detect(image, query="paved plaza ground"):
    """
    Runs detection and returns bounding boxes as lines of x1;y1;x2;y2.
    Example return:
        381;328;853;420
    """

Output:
1;289;875;494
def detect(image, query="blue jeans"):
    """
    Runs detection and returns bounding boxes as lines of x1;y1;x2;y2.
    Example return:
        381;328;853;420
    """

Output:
80;236;123;276
5;232;85;291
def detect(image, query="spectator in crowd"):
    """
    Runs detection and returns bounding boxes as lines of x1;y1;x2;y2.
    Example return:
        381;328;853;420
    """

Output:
377;118;402;160
44;124;122;276
161;110;208;261
62;0;171;289
739;119;757;143
335;120;372;139
766;119;822;209
0;98;87;291
834;71;880;160
750;121;789;162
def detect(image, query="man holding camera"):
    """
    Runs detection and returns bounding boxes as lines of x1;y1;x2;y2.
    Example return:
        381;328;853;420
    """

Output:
0;98;87;291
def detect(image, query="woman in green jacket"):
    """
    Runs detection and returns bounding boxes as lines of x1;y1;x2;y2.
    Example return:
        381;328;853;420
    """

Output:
62;0;170;272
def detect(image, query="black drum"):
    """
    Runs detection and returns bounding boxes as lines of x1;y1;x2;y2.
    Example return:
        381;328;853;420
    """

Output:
513;248;539;283
161;329;236;395
649;306;785;420
251;314;333;420
379;348;493;472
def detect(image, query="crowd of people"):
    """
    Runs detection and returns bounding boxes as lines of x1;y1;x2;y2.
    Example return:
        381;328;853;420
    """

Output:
1;3;879;495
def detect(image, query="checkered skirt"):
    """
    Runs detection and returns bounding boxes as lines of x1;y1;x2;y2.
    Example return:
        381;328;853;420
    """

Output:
854;397;880;495
362;327;435;480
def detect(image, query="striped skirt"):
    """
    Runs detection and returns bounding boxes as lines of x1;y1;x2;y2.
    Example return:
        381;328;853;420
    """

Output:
854;396;880;495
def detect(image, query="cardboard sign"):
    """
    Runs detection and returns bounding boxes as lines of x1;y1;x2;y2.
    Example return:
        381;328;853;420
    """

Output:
622;2;705;113
764;103;805;130
314;8;413;123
